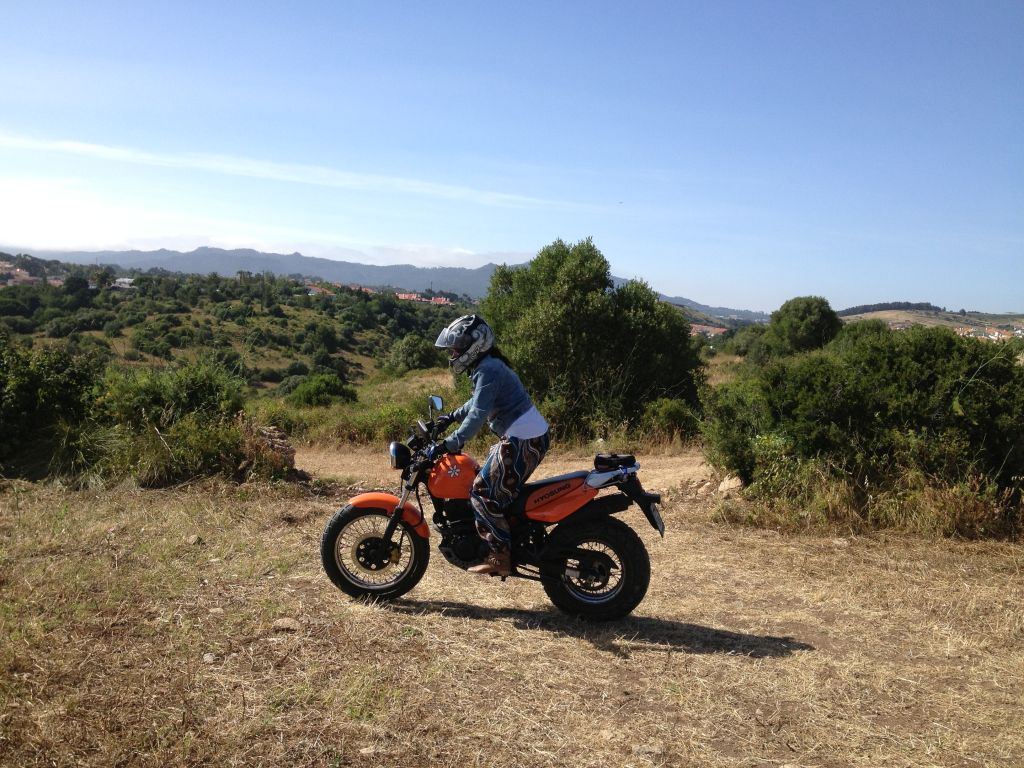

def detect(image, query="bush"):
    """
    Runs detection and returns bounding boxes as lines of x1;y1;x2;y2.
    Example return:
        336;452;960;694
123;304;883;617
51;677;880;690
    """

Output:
385;334;443;375
94;415;243;487
284;373;357;407
0;332;102;472
721;324;766;357
321;401;421;444
245;398;312;437
276;375;308;396
640;398;700;442
1;316;36;334
80;358;282;486
703;327;1024;537
95;357;244;430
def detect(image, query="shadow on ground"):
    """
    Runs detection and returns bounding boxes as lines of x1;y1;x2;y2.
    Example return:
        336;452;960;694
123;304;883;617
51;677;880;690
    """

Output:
387;599;814;659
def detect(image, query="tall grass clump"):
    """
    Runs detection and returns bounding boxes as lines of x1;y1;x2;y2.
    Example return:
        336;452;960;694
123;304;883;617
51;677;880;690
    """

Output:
248;367;458;446
703;326;1024;538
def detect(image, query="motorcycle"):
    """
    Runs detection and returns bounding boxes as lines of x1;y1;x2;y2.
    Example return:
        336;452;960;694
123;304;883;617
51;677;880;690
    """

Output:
320;396;665;620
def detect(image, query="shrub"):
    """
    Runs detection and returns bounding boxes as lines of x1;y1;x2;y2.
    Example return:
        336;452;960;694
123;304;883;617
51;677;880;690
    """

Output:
95;415;243;487
0;332;103;473
83;358;284;487
2;316;36;334
721;324;766;357
385;334;443;375
95;357;244;430
703;327;1024;537
245;398;312;437
276;375;308;396
640;398;700;441
284;373;357;407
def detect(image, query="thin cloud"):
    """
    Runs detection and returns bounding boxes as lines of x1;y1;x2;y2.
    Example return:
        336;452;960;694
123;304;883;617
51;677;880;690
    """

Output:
0;131;562;209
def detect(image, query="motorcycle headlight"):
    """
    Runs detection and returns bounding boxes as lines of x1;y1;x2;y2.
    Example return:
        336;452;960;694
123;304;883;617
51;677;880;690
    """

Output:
388;441;412;470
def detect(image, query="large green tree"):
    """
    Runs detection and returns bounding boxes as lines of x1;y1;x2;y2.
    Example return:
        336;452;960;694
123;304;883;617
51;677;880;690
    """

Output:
754;295;842;361
480;238;702;436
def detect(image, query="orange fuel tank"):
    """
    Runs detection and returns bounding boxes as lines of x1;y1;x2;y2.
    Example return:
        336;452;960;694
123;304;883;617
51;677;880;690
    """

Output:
427;453;480;499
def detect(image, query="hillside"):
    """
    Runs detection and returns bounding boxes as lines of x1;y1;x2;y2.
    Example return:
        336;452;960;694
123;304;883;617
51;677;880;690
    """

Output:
6;246;768;322
843;307;1024;336
0;264;466;384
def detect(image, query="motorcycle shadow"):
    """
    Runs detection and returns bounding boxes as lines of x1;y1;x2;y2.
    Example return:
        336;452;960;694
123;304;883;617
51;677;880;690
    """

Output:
386;599;814;659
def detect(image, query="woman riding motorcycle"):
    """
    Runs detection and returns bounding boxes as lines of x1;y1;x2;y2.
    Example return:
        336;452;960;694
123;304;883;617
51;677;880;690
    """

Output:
432;315;549;576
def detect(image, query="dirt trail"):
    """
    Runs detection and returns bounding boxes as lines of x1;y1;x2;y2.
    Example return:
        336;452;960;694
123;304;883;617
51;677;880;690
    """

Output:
294;444;713;491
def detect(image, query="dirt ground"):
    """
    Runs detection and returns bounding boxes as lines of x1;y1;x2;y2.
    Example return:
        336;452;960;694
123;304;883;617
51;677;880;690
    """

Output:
2;448;1023;767
294;444;713;493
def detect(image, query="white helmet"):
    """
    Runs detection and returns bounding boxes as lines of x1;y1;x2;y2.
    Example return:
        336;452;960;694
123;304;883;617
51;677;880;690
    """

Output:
434;315;494;374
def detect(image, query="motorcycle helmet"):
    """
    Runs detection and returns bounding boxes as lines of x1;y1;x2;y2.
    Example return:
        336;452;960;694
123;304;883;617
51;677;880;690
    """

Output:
434;314;494;374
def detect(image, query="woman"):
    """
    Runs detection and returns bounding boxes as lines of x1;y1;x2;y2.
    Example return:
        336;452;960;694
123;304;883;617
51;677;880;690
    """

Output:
432;314;549;576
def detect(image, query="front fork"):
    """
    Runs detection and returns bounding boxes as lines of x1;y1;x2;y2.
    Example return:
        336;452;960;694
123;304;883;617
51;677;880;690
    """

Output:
381;477;418;548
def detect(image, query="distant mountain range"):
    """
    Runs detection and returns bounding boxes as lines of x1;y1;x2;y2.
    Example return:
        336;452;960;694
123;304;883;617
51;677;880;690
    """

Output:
9;246;770;322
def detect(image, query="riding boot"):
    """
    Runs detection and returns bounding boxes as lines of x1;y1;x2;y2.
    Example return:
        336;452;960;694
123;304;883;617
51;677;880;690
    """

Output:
468;546;511;576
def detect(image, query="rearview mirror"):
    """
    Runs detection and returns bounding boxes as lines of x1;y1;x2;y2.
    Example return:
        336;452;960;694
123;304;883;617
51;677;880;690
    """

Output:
428;395;443;414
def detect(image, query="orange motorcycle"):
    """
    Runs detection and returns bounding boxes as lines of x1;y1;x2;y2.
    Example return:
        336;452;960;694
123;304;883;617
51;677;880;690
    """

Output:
320;396;664;620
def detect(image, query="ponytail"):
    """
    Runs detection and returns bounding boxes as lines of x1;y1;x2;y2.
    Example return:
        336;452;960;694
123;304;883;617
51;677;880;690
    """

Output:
486;346;514;368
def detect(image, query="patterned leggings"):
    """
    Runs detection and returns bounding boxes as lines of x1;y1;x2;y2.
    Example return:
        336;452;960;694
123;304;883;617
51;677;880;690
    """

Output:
470;432;550;546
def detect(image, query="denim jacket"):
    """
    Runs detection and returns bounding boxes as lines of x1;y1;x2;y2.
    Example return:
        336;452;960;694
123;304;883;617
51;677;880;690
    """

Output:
443;355;535;452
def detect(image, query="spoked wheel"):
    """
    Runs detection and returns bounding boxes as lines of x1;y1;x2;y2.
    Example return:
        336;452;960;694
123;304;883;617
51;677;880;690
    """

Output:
540;517;650;620
320;505;429;600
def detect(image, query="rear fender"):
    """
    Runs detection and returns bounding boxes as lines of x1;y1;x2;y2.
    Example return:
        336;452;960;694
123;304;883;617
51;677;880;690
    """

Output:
348;492;430;539
620;477;665;537
554;487;664;537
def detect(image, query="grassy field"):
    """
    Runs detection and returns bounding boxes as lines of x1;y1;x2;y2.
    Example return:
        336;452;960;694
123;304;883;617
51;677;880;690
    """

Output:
3;458;1022;767
842;308;1024;330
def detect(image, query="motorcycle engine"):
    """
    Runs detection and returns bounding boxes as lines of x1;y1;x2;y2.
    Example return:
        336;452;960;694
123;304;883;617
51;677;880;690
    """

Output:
437;519;488;569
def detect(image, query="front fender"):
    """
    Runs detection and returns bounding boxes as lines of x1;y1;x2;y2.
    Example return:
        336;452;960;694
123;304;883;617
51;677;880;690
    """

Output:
348;492;430;539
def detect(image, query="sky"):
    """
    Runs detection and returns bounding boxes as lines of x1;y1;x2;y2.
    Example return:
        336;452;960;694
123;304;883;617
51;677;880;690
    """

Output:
0;1;1021;313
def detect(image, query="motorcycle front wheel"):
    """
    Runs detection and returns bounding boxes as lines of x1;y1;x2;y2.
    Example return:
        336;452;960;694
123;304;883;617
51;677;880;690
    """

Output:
320;505;429;600
540;517;650;621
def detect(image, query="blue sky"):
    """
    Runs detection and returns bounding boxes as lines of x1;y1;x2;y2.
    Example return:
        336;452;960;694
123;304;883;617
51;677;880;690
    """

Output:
1;1;1021;312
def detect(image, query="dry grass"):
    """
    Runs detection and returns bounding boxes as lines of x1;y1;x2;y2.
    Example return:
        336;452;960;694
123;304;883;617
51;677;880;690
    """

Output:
705;354;745;387
2;463;1023;767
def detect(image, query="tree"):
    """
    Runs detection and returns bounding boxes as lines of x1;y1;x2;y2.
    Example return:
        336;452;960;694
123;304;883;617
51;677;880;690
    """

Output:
480;238;703;436
758;295;842;359
62;273;92;311
386;334;443;375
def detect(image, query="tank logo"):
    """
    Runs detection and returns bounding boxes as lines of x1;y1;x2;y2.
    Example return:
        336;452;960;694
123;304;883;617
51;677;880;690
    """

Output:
447;465;461;478
534;481;572;505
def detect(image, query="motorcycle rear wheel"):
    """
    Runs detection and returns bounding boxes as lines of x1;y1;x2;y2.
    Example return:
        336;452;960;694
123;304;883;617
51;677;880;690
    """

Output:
320;505;429;600
540;517;650;620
